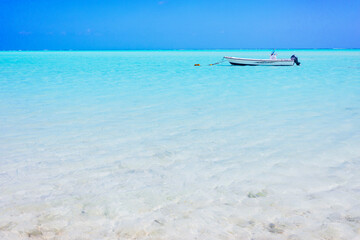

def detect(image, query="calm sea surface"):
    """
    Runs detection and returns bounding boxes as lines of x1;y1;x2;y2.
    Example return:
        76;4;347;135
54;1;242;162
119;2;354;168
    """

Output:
1;50;360;239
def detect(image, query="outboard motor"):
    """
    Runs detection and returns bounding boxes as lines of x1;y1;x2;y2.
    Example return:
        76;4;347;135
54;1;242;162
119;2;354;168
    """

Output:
291;55;300;66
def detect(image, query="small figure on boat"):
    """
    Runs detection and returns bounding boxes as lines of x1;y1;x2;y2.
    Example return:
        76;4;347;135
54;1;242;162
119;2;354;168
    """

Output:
270;50;277;60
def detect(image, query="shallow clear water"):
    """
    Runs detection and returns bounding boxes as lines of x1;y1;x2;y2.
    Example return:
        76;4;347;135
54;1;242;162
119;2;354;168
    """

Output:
1;50;360;239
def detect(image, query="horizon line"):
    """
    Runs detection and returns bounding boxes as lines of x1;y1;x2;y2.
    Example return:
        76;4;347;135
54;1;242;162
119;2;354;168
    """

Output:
1;48;360;52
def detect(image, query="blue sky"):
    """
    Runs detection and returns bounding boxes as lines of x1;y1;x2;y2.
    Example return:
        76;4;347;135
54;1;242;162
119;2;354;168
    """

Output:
0;0;359;50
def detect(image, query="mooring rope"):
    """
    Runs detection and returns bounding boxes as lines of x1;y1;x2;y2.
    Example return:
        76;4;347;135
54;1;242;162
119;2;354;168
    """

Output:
209;57;226;66
194;57;226;66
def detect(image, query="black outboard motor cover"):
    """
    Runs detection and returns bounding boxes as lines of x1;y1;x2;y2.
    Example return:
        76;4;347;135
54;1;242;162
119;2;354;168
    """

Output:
291;55;300;65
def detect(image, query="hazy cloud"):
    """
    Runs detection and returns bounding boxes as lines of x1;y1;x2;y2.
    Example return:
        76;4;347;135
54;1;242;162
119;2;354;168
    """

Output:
19;31;31;35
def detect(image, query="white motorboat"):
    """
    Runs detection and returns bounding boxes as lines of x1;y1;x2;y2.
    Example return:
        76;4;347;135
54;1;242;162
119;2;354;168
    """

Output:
224;55;300;66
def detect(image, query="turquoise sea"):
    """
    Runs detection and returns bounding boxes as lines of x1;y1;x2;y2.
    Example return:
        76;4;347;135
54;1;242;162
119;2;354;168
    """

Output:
1;50;360;239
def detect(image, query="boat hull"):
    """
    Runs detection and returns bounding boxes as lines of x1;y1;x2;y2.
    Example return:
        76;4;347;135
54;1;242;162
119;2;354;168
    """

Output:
224;56;294;66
